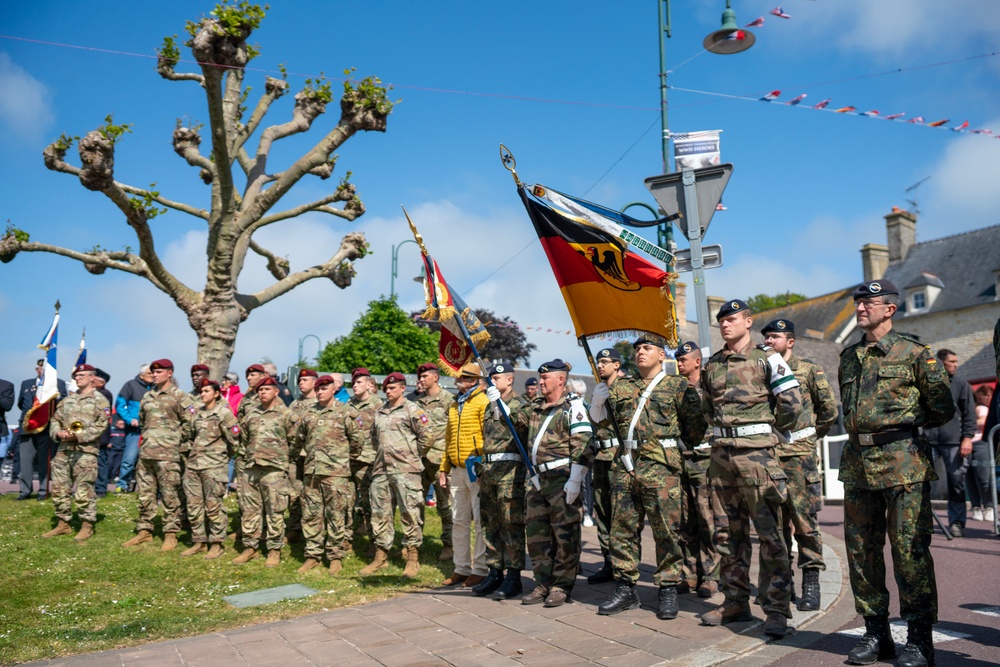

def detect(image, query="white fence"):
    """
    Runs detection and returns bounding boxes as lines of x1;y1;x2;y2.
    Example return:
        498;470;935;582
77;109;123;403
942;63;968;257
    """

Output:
820;434;848;500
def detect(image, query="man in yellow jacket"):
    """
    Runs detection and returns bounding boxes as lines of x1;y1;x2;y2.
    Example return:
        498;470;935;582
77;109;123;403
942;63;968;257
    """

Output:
438;363;490;588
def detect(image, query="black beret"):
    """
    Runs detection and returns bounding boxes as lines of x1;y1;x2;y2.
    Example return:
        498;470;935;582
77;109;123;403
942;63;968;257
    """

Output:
633;334;662;348
716;299;750;321
95;368;111;383
675;341;700;358
538;358;570;373
487;362;514;376
853;279;898;299
596;348;621;362
761;319;795;335
524;377;538;386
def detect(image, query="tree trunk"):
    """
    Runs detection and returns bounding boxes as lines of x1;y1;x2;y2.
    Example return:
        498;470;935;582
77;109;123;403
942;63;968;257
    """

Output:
189;300;244;380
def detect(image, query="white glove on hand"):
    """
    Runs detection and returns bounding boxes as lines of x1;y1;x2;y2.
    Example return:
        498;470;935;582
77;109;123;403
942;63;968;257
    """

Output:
564;463;587;504
591;382;610;407
486;386;501;402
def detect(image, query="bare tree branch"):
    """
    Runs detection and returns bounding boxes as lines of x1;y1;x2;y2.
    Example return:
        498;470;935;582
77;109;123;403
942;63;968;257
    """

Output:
231;76;289;156
248;238;289;280
116;182;209;220
157;48;205;85
250;183;358;230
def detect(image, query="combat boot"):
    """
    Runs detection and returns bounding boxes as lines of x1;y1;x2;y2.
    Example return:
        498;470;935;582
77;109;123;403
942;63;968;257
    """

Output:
74;521;94;542
42;520;73;538
492;569;523;600
180;543;206;557
161;533;179;551
204;544;225;560
360;547;389;575
328;559;342;576
762;611;788;637
897;621;935;667
438;545;454;562
657;585;679;620
597;581;641;615
587;556;614;584
520;585;548;605
701;600;753;626
798;568;821;611
122;530;153;547
402;546;420;578
472;568;502;597
297;557;320;574
231;548;258;564
847;616;896;665
265;549;281;567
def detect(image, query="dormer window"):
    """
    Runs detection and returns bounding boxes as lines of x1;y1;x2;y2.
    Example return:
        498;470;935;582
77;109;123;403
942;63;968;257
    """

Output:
903;271;944;315
911;291;926;311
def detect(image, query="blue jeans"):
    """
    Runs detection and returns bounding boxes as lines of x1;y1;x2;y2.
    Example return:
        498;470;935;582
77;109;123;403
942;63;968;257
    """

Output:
96;444;126;494
116;432;140;491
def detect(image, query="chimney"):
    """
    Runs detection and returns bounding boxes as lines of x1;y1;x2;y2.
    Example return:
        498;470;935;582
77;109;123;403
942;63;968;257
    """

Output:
861;243;889;282
707;296;725;325
674;282;687;328
886;206;916;264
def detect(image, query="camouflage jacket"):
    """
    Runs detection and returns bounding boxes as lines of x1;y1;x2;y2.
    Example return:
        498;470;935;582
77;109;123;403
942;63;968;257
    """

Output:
297;401;352;477
407;389;451;465
346;393;381;465
686;379;713;460
50;390;111;455
701;340;802;448
608;373;706;471
838;329;954;490
512;392;594;472
287;395;318;460
243;401;300;469
371;398;431;475
775;354;839;457
234;391;262;459
187;401;240;470
592;378;625;463
139;383;196;461
483;391;526;458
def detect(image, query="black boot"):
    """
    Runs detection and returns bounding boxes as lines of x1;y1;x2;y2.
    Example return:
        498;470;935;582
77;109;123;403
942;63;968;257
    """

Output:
897;621;935;667
587;556;614;584
472;568;503;597
847;616;896;665
492;569;523;600
657;585;678;620
797;568;821;611
597;580;640;615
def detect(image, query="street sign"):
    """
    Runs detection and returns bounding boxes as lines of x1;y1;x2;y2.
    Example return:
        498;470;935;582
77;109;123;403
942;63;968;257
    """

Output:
643;163;733;236
674;244;723;273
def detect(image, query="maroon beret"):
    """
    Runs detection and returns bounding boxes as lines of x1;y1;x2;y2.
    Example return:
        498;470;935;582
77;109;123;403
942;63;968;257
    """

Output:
382;372;406;390
73;364;96;376
351;367;371;382
150;359;174;371
191;363;210;373
298;368;319;379
245;363;266;376
199;378;220;392
315;374;336;389
416;362;439;375
255;376;278;390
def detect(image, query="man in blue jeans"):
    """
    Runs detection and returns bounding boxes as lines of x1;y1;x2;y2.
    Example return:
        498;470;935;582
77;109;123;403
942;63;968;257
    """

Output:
114;364;153;493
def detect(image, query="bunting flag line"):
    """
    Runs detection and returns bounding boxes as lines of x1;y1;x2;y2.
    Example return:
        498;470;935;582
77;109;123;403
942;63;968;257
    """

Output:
788;94;807;106
23;309;60;435
517;183;679;346
813;98;831;109
746;17;765;27
770;7;791;19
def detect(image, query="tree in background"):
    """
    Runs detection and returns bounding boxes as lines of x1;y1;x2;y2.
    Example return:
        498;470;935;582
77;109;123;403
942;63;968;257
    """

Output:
320;296;439;375
413;308;537;367
745;291;807;314
612;340;639;378
0;2;393;378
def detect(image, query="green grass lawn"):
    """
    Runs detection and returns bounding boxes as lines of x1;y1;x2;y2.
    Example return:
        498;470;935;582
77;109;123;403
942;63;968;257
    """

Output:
0;492;449;665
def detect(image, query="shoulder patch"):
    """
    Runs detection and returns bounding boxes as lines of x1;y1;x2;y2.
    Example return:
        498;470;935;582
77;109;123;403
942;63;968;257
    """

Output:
357;417;364;426
419;413;428;424
926;358;937;365
231;424;240;435
104;407;111;417
188;405;197;414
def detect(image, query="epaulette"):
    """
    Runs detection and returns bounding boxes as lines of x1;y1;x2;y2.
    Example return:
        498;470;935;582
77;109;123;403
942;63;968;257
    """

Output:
756;344;773;352
897;332;924;347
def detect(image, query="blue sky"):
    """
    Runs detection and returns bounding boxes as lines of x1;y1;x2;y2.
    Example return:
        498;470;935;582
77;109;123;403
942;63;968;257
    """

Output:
2;0;999;393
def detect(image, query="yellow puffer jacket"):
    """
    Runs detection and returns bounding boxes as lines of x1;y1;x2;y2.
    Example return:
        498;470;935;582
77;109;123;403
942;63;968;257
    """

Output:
440;388;489;473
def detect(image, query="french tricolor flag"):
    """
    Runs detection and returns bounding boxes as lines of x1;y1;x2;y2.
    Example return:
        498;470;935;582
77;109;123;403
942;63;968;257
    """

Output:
760;90;781;102
23;311;60;434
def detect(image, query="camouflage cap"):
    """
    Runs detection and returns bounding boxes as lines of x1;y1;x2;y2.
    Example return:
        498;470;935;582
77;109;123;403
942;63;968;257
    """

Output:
761;319;795;335
716;299;750;321
853;279;898;299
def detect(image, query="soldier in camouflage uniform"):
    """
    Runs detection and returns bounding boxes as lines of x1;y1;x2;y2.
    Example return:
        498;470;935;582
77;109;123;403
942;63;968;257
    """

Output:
232;376;300;567
675;341;721;599
698;300;802;638
296;375;352;575
590;337;707;620
229;364;267;540
584;348;624;586
181;379;239;559
761;319;838;611
360;372;431;578
285;368;319;542
408;362;454;561
511;359;594;608
345;368;380;545
839;280;954;667
123;359;196;551
44;364;110;542
479;362;528;600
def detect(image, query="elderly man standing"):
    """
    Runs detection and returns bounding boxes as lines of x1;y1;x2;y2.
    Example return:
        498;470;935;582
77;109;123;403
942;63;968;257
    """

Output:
438;363;490;589
114;364;152;494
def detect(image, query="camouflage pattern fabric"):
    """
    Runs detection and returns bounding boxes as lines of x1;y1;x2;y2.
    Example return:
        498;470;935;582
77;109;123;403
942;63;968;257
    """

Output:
50;450;99;523
186;402;239;470
590;400;619;558
775;355;838;454
778;453;825;569
49;391;110;455
298;401;352;556
369;472;424;550
346;393;381;540
243;402;299;470
286;396;318;535
135;459;183;533
239;464;289;551
481;392;527;570
681;457;720;585
421;463;452;548
183;467;228;543
138;384;196;462
301;474;352;560
408;390;452;547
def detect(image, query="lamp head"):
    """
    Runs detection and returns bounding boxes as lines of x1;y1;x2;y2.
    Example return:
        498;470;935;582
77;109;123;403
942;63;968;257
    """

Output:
704;6;755;54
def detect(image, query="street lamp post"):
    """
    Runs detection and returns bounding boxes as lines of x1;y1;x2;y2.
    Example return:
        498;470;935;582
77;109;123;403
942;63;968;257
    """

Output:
298;334;321;366
390;239;418;299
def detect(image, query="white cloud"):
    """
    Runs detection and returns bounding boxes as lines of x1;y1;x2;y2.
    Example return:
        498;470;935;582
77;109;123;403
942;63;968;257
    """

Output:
925;121;1000;234
0;53;55;143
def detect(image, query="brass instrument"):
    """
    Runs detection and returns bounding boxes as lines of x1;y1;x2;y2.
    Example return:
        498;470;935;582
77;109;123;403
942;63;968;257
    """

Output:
69;421;84;433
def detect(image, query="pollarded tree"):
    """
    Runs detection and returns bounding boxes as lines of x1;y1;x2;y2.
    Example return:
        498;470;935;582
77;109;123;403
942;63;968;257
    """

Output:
0;2;393;378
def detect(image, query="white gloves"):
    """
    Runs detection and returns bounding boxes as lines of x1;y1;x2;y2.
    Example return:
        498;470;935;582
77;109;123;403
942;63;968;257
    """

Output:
486;385;507;419
486;385;501;402
564;463;587;504
589;382;610;423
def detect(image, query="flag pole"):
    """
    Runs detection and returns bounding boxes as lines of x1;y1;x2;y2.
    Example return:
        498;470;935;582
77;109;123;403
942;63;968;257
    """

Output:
578;335;636;475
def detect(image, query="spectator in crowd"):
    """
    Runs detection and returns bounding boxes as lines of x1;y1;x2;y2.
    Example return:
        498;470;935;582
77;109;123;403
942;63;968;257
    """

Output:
331;373;350;403
262;362;294;406
221;373;242;415
968;384;995;522
0;375;14;479
523;377;539;401
114;364;153;493
17;359;68;500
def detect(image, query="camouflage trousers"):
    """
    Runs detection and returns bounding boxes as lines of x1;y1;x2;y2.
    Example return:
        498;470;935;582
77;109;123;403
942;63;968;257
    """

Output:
136;458;183;534
302;474;352;561
479;461;527;571
526;472;583;592
182;466;228;543
609;458;684;586
349;460;374;542
844;482;938;624
710;445;792;618
50;449;98;524
681;455;720;584
591;457;614;557
239;464;289;552
287;458;304;535
778;453;825;570
370;472;424;550
422;457;453;548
